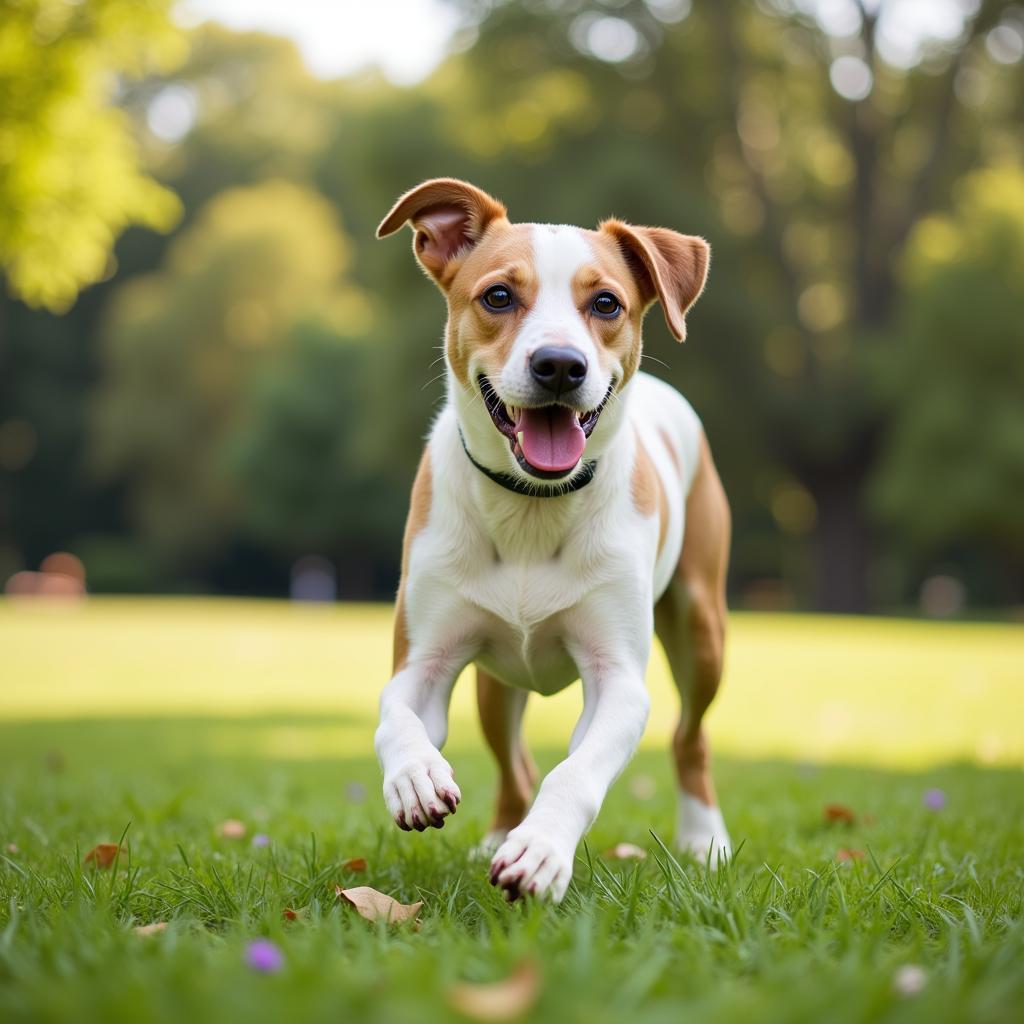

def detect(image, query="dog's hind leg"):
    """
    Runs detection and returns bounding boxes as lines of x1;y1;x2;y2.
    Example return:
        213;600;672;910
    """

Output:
654;432;732;865
475;668;537;852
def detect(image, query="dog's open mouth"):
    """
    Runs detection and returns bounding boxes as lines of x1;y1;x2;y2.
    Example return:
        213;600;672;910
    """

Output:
479;376;612;480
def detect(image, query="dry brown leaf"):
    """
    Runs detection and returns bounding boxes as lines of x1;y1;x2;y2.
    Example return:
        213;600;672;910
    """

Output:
837;847;865;862
824;803;856;825
282;907;302;921
336;885;423;924
603;843;647;861
447;960;541;1022
342;857;368;872
84;844;123;868
133;922;167;937
217;819;246;839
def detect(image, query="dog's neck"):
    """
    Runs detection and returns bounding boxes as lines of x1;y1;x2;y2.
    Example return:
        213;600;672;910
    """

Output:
447;378;633;562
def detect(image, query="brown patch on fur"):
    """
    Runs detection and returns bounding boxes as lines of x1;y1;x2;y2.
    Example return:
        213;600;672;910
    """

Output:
443;222;538;388
393;447;433;673
377;178;508;285
582;230;649;388
654;431;731;808
631;434;669;557
476;668;537;831
658;427;681;472
392;586;410;676
598;220;709;343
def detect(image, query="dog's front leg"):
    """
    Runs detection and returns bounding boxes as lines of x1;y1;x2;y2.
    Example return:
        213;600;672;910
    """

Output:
375;650;469;832
489;658;650;902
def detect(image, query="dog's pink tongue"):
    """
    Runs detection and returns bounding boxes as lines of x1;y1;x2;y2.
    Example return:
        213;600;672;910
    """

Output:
516;407;586;473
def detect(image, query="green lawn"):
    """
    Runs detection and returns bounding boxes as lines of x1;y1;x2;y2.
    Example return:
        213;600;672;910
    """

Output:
1;599;1022;1023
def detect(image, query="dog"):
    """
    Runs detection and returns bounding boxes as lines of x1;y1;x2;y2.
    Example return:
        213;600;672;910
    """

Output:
374;178;731;902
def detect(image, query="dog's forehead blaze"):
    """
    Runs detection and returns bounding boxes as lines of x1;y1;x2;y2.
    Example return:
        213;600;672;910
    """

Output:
443;221;646;387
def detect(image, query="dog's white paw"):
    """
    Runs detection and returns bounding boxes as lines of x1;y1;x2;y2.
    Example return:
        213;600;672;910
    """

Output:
488;826;574;902
383;755;461;832
470;828;509;860
675;792;731;867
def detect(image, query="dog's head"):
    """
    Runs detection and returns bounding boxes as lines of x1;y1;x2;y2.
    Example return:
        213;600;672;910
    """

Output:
378;178;709;482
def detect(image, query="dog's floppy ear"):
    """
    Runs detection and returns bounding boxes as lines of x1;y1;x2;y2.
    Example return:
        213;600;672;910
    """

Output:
377;178;508;287
599;220;709;342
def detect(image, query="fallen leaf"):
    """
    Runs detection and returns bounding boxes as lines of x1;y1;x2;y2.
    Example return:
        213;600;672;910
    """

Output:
824;803;856;825
217;819;246;839
342;857;367;872
336;885;423;924
84;844;123;869
282;907;300;921
447;960;541;1022
133;922;167;937
837;847;865;862
603;843;647;860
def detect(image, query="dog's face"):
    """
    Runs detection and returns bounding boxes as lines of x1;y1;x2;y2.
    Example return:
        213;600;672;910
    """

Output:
378;179;709;481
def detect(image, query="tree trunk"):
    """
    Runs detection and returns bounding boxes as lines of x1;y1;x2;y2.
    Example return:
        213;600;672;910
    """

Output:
802;455;874;613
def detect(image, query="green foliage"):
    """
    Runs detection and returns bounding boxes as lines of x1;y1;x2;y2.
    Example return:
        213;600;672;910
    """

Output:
3;5;1023;606
870;166;1024;562
91;179;368;565
0;0;186;311
226;322;406;565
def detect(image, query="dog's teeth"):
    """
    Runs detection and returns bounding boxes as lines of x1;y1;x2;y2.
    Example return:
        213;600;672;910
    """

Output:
506;404;515;420
517;431;525;446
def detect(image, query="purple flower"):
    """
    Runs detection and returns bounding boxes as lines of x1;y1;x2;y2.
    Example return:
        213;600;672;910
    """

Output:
245;939;284;974
251;833;270;848
924;788;947;811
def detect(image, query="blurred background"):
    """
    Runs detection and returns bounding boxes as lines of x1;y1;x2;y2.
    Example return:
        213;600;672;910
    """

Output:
2;0;1023;618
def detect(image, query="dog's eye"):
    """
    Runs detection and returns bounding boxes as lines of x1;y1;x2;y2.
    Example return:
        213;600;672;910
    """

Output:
481;285;514;311
592;292;622;318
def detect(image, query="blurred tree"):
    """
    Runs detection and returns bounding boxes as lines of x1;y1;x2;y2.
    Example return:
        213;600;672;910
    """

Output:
6;6;1023;609
869;165;1024;600
91;180;370;569
226;322;406;595
0;0;185;311
702;0;1022;610
438;0;1023;610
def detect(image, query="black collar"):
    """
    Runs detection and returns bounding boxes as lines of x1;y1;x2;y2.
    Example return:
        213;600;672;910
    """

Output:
458;429;598;498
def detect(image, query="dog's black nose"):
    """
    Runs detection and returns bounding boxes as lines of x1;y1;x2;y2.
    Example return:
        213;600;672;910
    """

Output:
529;346;588;396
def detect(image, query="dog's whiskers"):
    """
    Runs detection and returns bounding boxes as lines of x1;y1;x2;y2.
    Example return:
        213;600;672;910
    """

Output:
420;372;448;392
642;354;670;370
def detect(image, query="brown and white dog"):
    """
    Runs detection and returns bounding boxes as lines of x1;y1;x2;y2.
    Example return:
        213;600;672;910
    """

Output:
374;178;731;902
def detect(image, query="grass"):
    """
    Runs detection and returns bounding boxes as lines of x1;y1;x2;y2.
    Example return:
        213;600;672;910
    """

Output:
1;599;1023;1023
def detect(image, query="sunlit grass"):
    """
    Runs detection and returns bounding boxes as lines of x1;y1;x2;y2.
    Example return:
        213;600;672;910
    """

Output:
1;598;1023;1024
2;598;1021;767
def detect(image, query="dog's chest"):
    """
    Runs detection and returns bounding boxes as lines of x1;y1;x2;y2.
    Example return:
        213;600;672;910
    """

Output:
475;605;579;694
456;524;597;694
